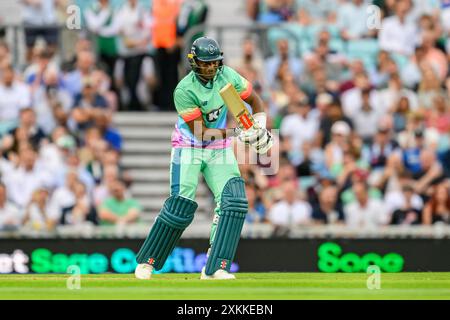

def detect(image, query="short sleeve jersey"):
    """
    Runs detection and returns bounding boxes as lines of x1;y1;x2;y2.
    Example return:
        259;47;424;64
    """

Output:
172;66;252;149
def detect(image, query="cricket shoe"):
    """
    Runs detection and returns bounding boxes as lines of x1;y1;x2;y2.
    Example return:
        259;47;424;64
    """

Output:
200;267;236;280
135;263;154;279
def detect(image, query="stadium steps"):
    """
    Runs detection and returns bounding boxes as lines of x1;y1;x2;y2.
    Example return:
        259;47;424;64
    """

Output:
113;112;214;223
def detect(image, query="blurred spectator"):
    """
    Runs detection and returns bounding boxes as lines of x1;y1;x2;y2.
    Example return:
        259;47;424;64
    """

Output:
256;0;295;23
411;148;444;199
48;170;96;225
280;96;320;161
268;179;311;236
295;141;324;177
69;77;109;136
69;181;94;225
318;100;353;147
344;181;389;229
369;51;399;88
246;0;260;21
422;181;450;224
339;167;383;205
324;121;351;170
334;148;361;186
420;29;448;81
177;0;209;46
102;147;132;186
1;147;54;210
387;184;423;225
98;179;140;225
233;36;265;90
0;41;11;70
265;38;303;90
417;62;445;109
94;113;122;152
300;63;338;101
0;65;32;135
305;167;335;204
0;183;21;230
401;45;426;89
22;187;56;230
410;2;441;26
378;73;419;114
21;0;59;62
0;108;46;158
341;72;380;119
116;0;151;111
379;0;418;56
93;164;119;208
64;50;96;98
40;126;77;174
425;96;450;137
24;48;57;91
303;32;346;90
392;96;412;133
314;92;333;117
296;0;336;25
245;184;267;223
397;111;440;153
32;67;73;134
152;0;182;111
337;0;374;40
238;159;270;190
55;151;95;194
78;126;108;181
362;125;400;171
84;0;119;87
61;38;93;73
352;89;383;143
311;185;344;224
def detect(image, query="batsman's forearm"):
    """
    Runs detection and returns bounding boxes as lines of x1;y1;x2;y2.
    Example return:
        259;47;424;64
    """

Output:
244;91;264;114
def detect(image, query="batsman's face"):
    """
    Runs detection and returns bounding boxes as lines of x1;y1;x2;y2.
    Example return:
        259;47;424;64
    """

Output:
197;60;220;80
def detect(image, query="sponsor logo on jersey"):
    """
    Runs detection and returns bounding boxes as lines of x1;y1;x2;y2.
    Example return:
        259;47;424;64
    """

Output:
206;105;223;122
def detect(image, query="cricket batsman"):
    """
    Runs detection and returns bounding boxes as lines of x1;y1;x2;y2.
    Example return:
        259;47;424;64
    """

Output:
134;36;273;280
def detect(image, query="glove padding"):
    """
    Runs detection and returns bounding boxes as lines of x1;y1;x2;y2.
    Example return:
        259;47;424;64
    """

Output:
251;128;273;154
238;127;273;154
237;127;266;144
236;112;273;154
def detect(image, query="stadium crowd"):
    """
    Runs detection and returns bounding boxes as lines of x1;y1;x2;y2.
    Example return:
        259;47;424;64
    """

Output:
0;0;209;232
240;0;450;233
0;0;449;235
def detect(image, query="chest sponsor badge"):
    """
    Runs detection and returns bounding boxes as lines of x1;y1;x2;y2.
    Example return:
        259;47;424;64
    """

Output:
206;105;223;122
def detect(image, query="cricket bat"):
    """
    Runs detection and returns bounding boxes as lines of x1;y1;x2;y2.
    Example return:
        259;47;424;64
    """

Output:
219;83;258;131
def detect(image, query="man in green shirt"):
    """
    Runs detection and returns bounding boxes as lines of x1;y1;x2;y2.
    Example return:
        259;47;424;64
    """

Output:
134;37;273;280
99;180;140;225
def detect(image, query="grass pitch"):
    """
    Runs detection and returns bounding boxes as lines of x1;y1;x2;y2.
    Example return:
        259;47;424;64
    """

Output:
1;273;449;300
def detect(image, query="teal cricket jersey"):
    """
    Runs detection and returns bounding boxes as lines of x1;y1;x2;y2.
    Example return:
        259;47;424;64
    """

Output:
172;65;252;149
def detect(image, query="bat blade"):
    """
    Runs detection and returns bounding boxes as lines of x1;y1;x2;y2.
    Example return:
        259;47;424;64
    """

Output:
219;83;255;130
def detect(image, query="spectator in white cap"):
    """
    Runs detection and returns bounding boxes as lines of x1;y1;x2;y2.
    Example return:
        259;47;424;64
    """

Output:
315;92;333;117
324;121;351;171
